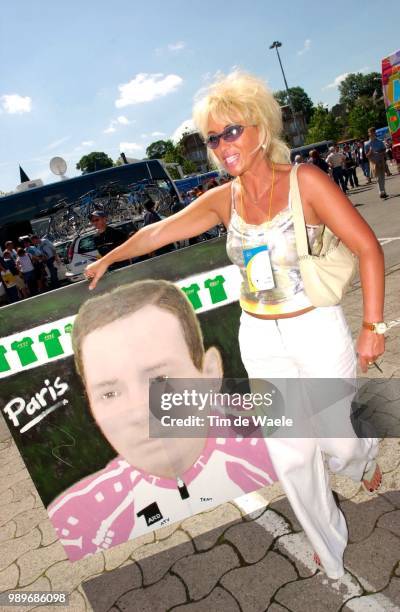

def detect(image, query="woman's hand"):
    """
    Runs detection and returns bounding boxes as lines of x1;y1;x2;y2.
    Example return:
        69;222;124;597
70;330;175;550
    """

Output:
356;328;385;373
84;258;110;290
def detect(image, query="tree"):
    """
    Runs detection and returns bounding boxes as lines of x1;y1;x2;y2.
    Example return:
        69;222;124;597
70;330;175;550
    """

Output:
305;104;342;144
146;140;175;159
347;96;387;139
274;86;314;123
76;152;113;173
338;72;383;110
145;136;198;178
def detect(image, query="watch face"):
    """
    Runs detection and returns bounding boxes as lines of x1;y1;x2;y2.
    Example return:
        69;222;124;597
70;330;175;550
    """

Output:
376;322;387;334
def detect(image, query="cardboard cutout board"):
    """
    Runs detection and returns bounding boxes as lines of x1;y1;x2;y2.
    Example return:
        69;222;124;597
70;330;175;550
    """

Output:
0;239;277;561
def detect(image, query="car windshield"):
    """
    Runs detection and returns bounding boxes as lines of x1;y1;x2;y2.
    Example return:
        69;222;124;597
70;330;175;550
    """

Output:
78;234;97;255
55;241;71;260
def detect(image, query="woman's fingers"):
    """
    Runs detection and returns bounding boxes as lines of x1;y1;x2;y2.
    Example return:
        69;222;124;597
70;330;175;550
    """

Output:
358;354;369;373
88;276;98;291
84;261;108;290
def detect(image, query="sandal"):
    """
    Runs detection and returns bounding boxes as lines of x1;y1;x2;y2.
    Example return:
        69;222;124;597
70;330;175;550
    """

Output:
361;461;382;495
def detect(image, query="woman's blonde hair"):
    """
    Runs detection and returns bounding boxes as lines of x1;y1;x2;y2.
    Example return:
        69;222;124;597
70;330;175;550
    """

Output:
193;71;290;168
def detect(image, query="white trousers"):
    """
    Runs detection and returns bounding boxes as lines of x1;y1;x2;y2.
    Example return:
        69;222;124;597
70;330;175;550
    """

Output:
239;306;378;579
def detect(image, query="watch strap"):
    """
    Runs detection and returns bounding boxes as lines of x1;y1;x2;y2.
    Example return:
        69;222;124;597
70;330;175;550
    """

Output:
363;321;376;331
363;321;386;333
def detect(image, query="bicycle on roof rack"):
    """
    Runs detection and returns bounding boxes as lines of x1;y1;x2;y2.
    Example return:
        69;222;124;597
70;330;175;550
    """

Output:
34;175;177;243
126;179;175;217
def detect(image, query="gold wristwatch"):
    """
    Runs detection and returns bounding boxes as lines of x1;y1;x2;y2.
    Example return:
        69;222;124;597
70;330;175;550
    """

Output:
362;321;388;334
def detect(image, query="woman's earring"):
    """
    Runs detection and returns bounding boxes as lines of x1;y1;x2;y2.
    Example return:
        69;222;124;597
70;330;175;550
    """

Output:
261;144;267;151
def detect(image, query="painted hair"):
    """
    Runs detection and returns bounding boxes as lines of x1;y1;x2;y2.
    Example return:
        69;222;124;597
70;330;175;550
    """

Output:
193;71;290;168
72;279;205;379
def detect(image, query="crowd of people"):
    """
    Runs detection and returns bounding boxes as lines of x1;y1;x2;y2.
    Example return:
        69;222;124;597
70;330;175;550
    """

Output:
1;133;394;308
179;175;231;207
0;235;60;305
294;129;397;199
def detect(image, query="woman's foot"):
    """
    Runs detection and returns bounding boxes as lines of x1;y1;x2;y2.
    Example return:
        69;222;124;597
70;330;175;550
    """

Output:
361;462;382;495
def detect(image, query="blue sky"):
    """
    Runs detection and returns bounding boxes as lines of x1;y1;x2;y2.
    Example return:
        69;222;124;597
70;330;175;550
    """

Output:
1;0;399;192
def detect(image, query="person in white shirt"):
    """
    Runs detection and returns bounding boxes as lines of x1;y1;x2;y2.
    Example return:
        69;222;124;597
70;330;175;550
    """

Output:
16;247;37;296
326;146;347;193
4;241;18;260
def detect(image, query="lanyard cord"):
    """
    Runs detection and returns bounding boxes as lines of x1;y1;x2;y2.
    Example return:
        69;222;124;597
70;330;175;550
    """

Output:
236;162;275;251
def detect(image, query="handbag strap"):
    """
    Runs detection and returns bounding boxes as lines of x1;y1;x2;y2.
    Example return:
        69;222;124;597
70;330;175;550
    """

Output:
289;165;310;258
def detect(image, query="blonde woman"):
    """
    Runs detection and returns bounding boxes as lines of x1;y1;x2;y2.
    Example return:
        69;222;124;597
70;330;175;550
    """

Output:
85;71;385;579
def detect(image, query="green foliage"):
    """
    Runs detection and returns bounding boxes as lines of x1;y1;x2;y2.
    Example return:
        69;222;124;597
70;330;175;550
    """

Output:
336;72;387;141
338;72;383;110
274;86;314;123
305;104;342;143
145;139;175;159
347;96;387;139
146;134;199;178
76;152;114;173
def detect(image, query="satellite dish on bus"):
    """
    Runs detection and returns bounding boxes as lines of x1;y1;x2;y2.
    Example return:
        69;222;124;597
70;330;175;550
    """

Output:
50;156;68;179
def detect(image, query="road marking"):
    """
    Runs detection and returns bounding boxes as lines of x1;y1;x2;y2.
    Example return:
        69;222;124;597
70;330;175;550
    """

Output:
378;237;400;246
238;500;399;610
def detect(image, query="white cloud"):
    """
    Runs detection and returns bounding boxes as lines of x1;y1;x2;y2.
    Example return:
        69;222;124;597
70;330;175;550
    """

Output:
141;133;148;139
324;72;350;90
46;136;70;150
119;142;143;154
81;140;94;147
167;41;186;52
103;115;132;134
1;94;32;114
155;42;186;56
151;131;166;137
115;73;183;107
171;119;195;143
103;115;135;134
117;115;130;125
323;66;371;90
297;39;311;56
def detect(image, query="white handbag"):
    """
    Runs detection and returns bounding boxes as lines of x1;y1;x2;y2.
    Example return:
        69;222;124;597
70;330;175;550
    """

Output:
290;165;357;307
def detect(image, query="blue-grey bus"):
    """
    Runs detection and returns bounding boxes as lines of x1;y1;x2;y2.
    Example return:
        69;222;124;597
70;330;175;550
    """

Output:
0;160;179;246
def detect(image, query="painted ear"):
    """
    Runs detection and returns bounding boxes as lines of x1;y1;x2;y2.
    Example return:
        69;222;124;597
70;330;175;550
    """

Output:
202;346;223;384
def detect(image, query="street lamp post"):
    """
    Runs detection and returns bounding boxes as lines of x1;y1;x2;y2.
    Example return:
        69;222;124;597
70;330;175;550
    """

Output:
269;41;302;145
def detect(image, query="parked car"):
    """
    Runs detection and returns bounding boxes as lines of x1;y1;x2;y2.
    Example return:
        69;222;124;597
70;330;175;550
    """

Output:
54;239;71;283
65;217;144;283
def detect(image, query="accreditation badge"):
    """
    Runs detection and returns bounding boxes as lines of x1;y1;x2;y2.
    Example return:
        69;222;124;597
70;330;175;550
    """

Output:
242;245;275;292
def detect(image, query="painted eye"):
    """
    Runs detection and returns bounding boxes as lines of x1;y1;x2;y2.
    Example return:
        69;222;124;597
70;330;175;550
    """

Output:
101;390;119;400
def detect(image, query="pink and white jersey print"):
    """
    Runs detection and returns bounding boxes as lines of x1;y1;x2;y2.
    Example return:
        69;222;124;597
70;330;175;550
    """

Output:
48;436;276;561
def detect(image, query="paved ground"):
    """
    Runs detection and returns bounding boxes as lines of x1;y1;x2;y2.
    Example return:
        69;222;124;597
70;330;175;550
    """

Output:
0;170;399;612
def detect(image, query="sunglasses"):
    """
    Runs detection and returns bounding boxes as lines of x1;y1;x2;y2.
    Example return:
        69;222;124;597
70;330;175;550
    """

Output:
205;124;251;149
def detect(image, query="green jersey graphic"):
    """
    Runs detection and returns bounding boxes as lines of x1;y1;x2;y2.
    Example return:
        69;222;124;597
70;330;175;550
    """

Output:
0;345;11;372
64;323;74;335
182;283;202;309
204;275;227;304
38;329;64;358
11;337;38;366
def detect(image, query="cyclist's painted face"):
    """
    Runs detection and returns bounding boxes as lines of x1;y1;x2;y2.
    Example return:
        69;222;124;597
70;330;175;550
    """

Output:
81;305;222;478
206;116;261;176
